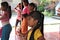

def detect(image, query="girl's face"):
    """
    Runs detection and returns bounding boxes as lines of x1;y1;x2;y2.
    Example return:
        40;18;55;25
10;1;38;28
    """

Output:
28;5;34;12
18;4;21;9
27;16;38;27
1;6;6;11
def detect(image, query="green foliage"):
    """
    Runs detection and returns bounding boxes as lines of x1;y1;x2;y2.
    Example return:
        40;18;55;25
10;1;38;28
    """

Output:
37;5;44;12
37;0;49;12
37;0;52;12
43;10;53;17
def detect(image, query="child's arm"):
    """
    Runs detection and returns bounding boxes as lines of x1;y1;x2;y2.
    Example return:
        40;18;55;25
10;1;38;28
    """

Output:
14;8;18;12
15;7;17;10
15;4;19;10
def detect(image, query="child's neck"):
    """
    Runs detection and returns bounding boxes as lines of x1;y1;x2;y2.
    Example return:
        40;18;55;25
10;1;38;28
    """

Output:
32;24;37;30
30;10;34;12
3;10;7;12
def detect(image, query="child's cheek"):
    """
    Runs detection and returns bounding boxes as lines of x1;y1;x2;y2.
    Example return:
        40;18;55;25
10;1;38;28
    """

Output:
30;21;34;26
28;21;32;26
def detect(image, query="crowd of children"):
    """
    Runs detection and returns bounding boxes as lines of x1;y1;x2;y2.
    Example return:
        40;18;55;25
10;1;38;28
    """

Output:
0;0;45;40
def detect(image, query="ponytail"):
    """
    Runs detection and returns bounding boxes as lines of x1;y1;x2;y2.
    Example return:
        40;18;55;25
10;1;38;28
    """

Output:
7;6;12;19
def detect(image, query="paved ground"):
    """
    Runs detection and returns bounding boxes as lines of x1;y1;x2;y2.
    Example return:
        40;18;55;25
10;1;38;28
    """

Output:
44;32;60;40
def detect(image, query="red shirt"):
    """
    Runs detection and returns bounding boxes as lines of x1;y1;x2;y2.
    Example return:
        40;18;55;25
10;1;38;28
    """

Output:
14;7;21;20
22;6;30;15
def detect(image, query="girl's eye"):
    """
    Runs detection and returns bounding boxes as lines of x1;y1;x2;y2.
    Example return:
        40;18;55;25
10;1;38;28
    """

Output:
28;18;30;20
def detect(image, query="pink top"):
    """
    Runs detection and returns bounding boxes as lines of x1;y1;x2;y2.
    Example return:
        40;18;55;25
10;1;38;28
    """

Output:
15;7;21;20
22;6;30;15
0;11;9;23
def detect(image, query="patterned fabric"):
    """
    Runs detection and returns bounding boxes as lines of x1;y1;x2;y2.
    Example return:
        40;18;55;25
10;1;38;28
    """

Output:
27;29;42;40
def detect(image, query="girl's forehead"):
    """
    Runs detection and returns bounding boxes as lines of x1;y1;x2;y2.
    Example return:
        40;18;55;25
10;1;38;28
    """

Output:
28;5;32;7
28;16;34;20
28;16;32;18
27;16;32;19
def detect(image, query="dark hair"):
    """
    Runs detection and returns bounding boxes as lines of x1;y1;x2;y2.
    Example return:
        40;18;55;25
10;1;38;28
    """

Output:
22;13;28;18
21;2;24;10
29;3;37;11
18;3;21;5
22;0;29;6
29;11;44;40
1;2;9;9
7;6;12;19
1;2;12;19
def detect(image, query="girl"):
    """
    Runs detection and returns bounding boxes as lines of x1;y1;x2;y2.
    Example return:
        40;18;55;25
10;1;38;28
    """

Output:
14;3;21;27
27;11;45;40
0;2;12;40
22;0;30;15
28;3;44;35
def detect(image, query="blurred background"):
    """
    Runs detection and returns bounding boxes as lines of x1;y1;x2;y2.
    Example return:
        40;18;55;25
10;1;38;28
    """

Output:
0;0;60;40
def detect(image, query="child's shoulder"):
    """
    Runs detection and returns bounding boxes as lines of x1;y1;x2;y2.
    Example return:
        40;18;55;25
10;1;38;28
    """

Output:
28;28;41;34
34;29;42;40
28;28;42;40
35;29;42;34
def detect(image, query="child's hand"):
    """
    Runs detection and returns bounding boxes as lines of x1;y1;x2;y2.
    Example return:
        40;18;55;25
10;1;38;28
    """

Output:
15;27;27;40
19;31;27;40
15;27;20;36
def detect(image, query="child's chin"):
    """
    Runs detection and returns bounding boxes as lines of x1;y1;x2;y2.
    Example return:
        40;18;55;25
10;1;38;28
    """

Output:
28;25;32;27
28;24;33;27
